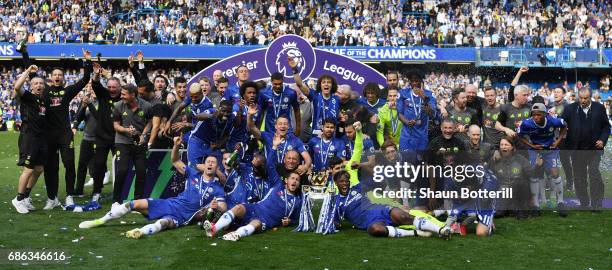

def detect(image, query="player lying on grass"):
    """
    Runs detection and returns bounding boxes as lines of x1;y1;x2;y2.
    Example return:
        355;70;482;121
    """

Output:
79;137;227;238
330;170;451;239
203;171;302;241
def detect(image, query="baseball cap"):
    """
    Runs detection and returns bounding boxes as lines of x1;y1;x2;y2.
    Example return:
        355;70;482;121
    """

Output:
531;103;547;113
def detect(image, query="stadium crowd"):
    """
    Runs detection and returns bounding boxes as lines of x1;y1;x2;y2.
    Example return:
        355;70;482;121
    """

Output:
0;0;611;48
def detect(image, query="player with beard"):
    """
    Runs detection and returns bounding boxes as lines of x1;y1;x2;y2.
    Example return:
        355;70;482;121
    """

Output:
79;137;227;238
481;86;505;148
42;49;93;209
89;63;122;202
443;89;478;143
379;70;400;100
247;104;311;175
203;172;302;241
11;65;47;214
308;118;347;172
291;57;340;137
225;65;250;110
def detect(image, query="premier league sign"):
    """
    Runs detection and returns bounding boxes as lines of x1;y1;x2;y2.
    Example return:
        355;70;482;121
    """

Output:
189;34;386;92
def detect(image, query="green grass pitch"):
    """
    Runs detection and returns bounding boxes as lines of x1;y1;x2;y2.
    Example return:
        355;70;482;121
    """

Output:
0;132;610;269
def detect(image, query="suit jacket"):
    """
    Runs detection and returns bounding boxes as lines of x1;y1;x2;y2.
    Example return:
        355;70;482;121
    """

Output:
560;101;610;150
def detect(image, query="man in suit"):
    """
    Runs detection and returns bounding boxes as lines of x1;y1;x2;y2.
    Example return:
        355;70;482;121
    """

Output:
560;89;610;211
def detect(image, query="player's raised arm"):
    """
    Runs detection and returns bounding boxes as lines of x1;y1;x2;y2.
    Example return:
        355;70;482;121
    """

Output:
246;104;262;140
171;137;186;175
289;57;310;96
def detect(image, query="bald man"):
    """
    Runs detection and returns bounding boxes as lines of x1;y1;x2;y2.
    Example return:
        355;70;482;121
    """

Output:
465;84;485;126
466;125;493;165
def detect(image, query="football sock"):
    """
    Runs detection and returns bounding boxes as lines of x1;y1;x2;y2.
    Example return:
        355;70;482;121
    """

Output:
414;217;441;233
17;193;26;201
539;177;547;206
387;226;415;238
99;202;130;223
552;176;564;203
140;220;164;235
530;178;540;208
236;224;255;238
215;211;235;231
24;188;32;198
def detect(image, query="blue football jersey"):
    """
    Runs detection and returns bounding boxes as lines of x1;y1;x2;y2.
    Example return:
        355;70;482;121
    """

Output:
518;115;566;148
334;184;377;230
190;108;234;144
357;97;386;115
180;166;226;206
308;89;340;131
308;136;347;172
253;186;302;225
261;131;306;164
183;95;214;125
396;88;438;150
257;85;299;133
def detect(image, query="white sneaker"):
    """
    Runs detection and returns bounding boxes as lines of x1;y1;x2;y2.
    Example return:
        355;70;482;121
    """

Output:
92;193;101;203
43;198;61;210
84;178;94;187
103;171;110;185
12;197;29;214
222;231;241;241
24;197;36;211
65;196;75;206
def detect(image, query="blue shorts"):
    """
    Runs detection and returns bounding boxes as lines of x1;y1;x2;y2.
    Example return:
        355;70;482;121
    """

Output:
239;203;275;231
146;196;201;227
187;136;222;166
359;205;394;230
450;199;495;227
528;149;560;171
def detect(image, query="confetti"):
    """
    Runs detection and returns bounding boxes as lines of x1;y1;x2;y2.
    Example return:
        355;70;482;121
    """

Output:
210;243;217;246
96;256;103;259
60;227;68;231
363;259;368;263
120;221;126;224
43;234;48;237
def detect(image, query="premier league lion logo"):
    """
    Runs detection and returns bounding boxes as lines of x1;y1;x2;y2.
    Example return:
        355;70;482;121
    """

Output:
275;42;305;77
265;34;316;81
